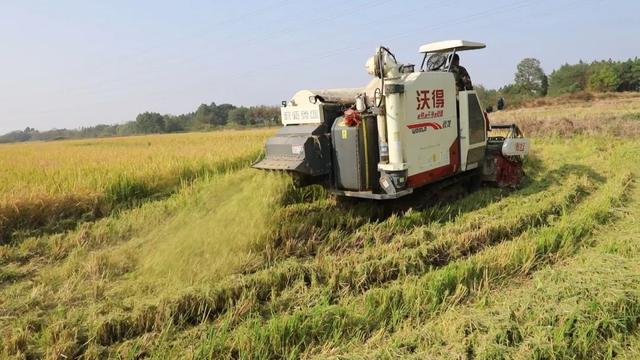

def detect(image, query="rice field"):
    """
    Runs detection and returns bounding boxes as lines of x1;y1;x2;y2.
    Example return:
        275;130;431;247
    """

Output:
1;96;640;359
0;129;274;243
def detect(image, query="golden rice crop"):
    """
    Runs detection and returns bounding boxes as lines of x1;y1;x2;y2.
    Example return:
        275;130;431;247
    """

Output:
0;129;274;242
0;130;273;200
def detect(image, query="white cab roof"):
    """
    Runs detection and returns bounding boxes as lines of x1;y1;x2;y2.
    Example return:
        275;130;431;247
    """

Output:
419;40;486;53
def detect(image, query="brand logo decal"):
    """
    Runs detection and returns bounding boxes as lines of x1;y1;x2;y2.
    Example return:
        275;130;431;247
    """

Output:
416;89;445;110
407;120;451;134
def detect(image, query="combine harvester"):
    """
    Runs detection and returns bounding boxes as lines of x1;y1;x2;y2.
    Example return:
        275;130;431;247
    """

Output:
254;40;529;200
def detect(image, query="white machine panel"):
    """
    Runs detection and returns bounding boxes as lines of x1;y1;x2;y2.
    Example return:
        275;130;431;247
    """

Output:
399;71;458;178
281;88;364;126
281;104;323;125
502;138;530;156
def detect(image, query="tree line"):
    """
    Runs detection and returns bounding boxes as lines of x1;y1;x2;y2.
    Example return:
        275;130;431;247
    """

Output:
477;57;640;109
0;103;281;143
3;57;639;143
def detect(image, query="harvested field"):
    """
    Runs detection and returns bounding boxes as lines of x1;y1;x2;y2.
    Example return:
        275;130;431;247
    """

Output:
491;92;640;137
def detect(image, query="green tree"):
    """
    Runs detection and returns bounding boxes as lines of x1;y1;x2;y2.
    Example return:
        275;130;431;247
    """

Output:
588;62;620;92
0;130;32;143
116;122;138;136
514;58;548;96
194;102;233;126
548;62;590;96
213;104;235;125
194;103;216;126
616;58;640;91
474;84;500;110
228;107;250;125
135;112;165;133
540;74;549;96
164;115;185;132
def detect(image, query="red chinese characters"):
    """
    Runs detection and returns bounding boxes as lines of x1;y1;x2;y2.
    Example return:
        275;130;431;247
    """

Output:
416;90;430;110
416;89;445;120
433;89;444;108
416;89;445;110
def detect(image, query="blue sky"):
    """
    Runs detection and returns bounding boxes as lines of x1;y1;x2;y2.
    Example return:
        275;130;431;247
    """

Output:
1;0;639;134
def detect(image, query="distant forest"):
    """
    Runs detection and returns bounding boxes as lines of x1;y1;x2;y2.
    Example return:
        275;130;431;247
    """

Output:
476;57;640;109
2;57;639;144
0;104;281;143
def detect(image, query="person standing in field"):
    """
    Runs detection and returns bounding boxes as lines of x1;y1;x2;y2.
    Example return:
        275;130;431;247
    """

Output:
450;53;473;91
497;97;505;110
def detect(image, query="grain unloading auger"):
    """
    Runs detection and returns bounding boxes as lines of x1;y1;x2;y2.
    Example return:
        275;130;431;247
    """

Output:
253;40;529;199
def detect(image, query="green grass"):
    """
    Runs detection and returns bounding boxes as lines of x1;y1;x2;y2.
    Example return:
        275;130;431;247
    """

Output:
92;172;588;349
335;179;640;359
185;171;629;360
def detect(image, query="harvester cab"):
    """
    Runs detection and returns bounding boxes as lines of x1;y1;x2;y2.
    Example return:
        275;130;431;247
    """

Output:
253;40;529;200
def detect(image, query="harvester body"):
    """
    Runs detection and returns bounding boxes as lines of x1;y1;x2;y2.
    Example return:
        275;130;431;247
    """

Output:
253;40;529;199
